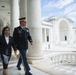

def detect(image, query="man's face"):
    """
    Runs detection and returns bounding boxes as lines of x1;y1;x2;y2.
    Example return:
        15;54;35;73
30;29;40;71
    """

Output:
20;21;26;27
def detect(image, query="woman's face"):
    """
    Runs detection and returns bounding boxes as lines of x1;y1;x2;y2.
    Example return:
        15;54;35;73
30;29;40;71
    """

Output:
4;28;10;36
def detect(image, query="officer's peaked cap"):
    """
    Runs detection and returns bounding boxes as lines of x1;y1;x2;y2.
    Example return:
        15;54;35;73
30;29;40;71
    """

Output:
19;17;26;22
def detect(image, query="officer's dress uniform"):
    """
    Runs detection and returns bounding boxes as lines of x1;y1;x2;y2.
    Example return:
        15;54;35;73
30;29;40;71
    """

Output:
13;26;32;72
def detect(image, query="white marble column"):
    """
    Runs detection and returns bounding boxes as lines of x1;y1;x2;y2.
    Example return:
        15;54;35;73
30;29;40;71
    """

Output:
27;0;43;61
19;0;27;18
69;24;74;44
49;28;51;42
10;0;19;35
45;28;47;42
51;28;53;42
0;19;3;34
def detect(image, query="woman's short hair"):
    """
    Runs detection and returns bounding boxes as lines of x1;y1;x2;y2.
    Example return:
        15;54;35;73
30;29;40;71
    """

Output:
2;26;10;36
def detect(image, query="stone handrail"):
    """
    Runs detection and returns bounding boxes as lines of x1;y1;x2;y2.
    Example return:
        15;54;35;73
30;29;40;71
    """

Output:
49;52;76;66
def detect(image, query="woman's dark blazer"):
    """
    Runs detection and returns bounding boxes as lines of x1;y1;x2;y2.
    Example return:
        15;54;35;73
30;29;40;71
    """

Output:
0;35;16;56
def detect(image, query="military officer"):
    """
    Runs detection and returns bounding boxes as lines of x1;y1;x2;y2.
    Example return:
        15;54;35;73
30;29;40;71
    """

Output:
13;17;33;75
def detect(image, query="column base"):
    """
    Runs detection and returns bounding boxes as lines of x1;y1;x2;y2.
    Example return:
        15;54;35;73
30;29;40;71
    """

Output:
27;53;44;64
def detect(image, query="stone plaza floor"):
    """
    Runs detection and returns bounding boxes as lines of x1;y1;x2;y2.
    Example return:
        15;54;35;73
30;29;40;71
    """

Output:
0;59;76;75
0;60;49;75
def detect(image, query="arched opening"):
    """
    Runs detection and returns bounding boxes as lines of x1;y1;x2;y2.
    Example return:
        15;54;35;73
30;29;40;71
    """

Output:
59;20;69;42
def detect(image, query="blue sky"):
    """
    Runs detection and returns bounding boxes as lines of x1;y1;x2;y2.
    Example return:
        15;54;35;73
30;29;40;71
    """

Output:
41;0;76;22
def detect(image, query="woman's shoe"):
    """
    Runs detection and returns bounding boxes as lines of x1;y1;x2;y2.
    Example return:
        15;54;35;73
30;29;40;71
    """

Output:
3;71;6;75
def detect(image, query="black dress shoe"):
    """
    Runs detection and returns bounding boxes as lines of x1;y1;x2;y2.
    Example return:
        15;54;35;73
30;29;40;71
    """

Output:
16;66;21;70
25;71;32;75
28;72;32;75
25;72;28;75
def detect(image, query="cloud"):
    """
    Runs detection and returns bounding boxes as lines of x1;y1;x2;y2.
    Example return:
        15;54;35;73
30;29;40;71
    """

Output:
63;2;76;22
43;0;74;11
57;0;74;8
66;11;76;21
64;3;76;14
43;1;54;11
41;0;76;22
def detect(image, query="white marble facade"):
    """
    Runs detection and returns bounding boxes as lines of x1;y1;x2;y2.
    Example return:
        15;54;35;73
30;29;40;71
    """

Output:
42;16;76;51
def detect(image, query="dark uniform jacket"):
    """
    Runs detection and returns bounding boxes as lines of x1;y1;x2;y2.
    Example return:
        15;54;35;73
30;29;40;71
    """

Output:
0;35;16;56
13;26;32;50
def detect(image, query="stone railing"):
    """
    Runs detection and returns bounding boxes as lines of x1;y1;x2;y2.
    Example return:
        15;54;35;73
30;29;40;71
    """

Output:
49;52;76;66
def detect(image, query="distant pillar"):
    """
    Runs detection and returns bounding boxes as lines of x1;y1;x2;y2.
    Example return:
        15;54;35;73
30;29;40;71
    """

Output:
10;0;19;35
45;28;47;42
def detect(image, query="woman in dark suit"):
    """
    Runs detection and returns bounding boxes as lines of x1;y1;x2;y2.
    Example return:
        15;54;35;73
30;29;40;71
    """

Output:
0;26;17;75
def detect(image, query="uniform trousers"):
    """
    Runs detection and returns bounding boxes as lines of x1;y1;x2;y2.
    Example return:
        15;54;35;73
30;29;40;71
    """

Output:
18;49;30;72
